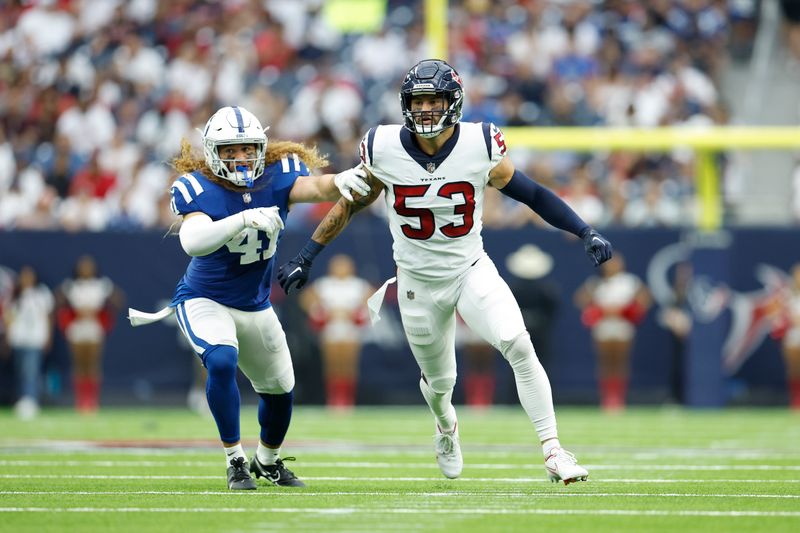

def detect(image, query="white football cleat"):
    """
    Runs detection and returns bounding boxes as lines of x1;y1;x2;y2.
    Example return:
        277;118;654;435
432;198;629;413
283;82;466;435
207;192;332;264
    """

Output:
14;396;39;421
433;423;463;479
544;447;589;485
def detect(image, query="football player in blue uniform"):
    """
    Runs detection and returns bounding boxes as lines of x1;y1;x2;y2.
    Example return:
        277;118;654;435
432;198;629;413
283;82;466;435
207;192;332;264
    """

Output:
129;106;369;490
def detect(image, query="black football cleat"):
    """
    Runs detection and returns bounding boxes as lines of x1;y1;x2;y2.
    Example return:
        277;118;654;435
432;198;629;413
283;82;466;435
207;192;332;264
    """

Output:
227;456;257;490
250;456;306;487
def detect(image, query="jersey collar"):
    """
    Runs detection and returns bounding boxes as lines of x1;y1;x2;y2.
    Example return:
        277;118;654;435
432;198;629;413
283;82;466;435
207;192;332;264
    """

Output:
400;124;460;173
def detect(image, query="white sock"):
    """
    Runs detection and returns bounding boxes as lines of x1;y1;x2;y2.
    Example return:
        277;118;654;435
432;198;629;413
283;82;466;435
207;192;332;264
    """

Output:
256;442;280;465
419;378;457;432
542;438;561;458
223;443;246;467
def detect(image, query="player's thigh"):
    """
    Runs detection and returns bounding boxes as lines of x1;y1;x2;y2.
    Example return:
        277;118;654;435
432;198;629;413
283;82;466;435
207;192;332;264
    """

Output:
397;272;457;379
456;256;526;348
175;298;238;356
234;307;294;393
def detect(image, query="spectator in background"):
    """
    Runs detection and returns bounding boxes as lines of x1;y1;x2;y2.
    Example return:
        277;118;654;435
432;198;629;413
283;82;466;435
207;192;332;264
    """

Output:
622;178;685;227
300;254;372;410
781;0;800;64
774;263;800;409
4;266;54;420
575;253;650;411
57;255;123;414
0;1;744;231
657;261;693;404
505;244;560;376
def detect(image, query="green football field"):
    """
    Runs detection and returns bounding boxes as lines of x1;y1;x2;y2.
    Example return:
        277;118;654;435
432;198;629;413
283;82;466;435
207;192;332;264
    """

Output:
1;405;798;532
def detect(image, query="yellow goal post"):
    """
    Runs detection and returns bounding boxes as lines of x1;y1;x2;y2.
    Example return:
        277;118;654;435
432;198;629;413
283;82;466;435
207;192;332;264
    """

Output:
502;126;800;230
422;0;800;230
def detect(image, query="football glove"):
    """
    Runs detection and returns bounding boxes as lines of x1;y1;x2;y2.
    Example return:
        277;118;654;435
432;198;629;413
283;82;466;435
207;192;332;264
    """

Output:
241;206;284;235
277;241;325;294
334;165;370;202
581;228;613;267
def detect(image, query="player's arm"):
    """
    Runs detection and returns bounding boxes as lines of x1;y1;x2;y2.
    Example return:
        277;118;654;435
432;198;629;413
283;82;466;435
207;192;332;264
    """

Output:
178;209;284;257
288;166;370;205
312;169;384;244
277;170;384;294
488;156;612;266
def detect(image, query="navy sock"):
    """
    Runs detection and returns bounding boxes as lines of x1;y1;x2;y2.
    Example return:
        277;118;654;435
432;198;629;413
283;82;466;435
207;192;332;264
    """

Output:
203;345;241;443
257;390;293;446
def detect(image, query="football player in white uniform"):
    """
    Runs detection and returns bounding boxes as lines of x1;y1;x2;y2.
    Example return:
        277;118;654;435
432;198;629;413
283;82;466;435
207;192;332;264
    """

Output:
278;60;612;484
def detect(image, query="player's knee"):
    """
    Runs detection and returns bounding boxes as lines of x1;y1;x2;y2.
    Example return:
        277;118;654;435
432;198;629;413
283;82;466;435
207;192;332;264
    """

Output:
424;374;457;395
252;367;295;395
203;344;238;381
500;332;536;366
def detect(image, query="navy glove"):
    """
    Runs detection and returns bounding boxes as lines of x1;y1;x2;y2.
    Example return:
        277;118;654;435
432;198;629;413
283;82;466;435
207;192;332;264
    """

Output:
581;228;613;267
277;241;325;294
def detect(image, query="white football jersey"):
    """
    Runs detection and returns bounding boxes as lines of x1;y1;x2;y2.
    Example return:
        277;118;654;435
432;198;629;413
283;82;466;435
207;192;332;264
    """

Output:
359;122;507;280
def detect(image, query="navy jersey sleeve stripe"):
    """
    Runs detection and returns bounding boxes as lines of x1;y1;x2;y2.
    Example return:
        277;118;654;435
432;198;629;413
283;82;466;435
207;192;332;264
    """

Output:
481;122;492;160
367;127;376;165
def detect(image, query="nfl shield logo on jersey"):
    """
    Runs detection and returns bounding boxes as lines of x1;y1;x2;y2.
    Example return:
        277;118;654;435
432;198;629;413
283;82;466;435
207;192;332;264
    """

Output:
406;290;415;300
242;193;252;204
426;162;436;173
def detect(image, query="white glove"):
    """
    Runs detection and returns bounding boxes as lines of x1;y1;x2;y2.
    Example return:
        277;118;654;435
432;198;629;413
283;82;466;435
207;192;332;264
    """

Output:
334;165;370;202
241;206;284;235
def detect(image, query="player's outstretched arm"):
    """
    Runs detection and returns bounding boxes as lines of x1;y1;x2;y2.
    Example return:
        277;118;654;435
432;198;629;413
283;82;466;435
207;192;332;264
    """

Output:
278;171;384;294
489;156;612;266
289;166;370;204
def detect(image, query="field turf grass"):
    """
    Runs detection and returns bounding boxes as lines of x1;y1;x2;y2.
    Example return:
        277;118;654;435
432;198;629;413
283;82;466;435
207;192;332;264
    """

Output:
1;405;798;532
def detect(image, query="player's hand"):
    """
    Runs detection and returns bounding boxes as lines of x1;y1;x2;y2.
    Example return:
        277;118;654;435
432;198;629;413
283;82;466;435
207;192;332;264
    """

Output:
277;254;313;294
241;206;284;235
582;228;613;267
334;165;370;202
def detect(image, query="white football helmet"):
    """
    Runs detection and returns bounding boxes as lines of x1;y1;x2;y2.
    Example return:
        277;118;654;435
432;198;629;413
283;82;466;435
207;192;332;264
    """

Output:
202;106;267;187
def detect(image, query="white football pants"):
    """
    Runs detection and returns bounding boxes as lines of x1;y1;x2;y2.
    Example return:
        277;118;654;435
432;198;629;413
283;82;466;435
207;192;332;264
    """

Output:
397;253;558;441
174;297;295;394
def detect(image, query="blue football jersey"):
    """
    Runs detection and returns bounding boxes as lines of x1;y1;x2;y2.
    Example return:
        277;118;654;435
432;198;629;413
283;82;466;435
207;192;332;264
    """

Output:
169;155;307;311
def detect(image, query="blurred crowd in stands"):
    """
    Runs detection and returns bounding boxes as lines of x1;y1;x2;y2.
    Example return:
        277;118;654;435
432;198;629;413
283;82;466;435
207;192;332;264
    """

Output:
0;0;766;231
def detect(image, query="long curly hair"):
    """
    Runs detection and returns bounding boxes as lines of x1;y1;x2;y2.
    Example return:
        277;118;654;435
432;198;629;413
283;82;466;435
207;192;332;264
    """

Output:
170;138;330;190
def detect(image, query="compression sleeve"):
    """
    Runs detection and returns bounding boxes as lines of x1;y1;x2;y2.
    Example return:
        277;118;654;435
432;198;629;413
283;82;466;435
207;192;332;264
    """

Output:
498;169;590;237
179;212;245;257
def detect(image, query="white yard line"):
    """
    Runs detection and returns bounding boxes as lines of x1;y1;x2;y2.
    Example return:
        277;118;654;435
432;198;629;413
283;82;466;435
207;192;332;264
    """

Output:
0;507;798;517
1;474;799;483
3;443;800;460
0;490;798;499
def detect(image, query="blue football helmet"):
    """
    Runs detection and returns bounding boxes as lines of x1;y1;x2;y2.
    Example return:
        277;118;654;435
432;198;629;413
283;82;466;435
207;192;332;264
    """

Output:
399;59;464;138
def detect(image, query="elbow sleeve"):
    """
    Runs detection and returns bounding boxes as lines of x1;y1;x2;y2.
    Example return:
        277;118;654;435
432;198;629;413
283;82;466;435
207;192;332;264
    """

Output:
179;212;244;256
